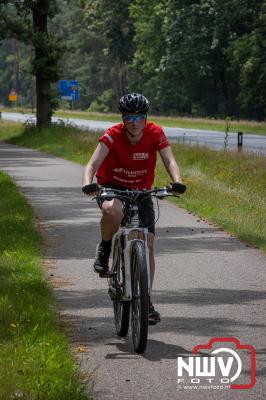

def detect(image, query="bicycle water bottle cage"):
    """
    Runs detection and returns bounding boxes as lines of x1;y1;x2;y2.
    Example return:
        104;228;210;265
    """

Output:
130;206;139;227
121;201;139;228
121;202;130;227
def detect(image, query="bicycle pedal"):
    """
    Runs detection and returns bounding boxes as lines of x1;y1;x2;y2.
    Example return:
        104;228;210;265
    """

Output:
108;287;117;300
148;315;161;325
99;270;116;278
99;271;110;278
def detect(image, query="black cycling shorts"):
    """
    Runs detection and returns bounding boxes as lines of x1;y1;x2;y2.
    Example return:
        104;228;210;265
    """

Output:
97;184;155;235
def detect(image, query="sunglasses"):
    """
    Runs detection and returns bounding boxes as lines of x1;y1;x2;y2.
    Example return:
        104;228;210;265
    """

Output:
123;114;147;123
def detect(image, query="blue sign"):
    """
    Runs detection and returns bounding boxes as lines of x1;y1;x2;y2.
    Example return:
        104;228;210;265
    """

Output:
59;80;79;101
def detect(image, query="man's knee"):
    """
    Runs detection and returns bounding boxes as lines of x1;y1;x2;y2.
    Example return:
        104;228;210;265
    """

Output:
101;199;123;220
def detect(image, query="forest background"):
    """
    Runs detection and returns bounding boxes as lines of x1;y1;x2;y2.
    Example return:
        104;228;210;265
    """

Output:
0;0;265;121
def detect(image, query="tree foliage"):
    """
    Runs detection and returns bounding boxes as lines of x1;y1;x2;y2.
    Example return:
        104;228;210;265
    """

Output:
0;0;265;120
0;0;64;127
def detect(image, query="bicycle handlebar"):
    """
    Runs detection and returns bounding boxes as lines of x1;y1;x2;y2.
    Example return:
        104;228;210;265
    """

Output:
96;184;186;201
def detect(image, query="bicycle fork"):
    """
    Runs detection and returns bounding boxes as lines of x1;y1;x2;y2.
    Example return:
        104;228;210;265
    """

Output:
121;227;150;301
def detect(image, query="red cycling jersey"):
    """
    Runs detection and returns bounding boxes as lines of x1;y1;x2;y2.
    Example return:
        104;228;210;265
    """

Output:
96;122;170;189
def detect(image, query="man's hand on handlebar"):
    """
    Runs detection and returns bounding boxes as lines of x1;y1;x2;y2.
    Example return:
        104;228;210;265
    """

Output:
82;183;186;197
167;182;187;195
82;183;101;196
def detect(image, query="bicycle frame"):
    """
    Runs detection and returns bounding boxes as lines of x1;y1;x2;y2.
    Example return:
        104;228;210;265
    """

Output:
95;186;184;301
111;226;150;301
91;185;186;352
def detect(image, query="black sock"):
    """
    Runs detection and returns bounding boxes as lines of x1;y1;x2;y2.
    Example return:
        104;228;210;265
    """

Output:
101;239;112;251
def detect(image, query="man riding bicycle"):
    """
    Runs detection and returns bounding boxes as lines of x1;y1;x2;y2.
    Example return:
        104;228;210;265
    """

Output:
82;93;185;325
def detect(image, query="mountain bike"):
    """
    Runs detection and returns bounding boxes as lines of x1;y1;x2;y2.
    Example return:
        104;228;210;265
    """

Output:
95;186;184;353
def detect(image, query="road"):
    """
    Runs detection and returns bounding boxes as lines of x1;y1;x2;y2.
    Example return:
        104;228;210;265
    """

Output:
2;111;266;155
0;142;265;399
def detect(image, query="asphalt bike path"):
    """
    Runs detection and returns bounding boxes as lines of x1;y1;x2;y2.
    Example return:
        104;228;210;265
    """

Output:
0;141;265;400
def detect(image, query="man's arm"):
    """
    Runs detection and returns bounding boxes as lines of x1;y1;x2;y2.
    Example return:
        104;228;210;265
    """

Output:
159;146;183;183
82;142;109;186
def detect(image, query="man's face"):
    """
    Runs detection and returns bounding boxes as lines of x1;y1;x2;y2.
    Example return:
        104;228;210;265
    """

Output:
122;113;147;138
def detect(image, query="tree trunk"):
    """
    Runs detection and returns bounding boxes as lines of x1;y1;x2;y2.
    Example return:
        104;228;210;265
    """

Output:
33;0;52;128
36;75;51;128
117;61;128;97
12;39;20;97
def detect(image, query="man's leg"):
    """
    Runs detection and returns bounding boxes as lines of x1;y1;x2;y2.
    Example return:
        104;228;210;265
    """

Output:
94;198;123;275
138;196;160;323
100;198;124;240
147;233;155;287
146;233;160;324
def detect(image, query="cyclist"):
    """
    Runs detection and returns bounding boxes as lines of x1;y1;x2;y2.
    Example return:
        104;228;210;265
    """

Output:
82;93;185;324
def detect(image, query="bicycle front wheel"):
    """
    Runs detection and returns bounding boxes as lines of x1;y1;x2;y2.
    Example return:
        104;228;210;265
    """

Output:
112;244;130;337
131;240;149;353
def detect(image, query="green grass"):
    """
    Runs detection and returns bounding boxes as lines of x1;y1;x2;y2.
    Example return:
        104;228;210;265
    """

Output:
0;121;264;399
0;171;91;400
6;121;99;164
3;107;266;135
2;120;265;251
0;120;24;140
155;146;266;250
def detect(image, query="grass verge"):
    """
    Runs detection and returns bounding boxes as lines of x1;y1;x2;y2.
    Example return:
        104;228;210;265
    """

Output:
56;111;266;135
0;119;24;140
0;171;91;400
2;121;265;251
156;146;266;250
3;107;266;135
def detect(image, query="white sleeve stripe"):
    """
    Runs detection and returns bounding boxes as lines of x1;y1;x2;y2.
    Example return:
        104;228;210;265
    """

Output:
105;134;114;143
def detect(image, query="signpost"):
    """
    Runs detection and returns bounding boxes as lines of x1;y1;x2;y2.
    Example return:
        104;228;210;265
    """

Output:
9;89;18;102
59;80;79;109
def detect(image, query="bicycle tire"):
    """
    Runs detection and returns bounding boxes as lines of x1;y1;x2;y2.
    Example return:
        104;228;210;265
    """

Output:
112;241;130;337
131;240;149;353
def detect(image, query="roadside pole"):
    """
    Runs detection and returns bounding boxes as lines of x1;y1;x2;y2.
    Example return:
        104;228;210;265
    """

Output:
238;131;243;152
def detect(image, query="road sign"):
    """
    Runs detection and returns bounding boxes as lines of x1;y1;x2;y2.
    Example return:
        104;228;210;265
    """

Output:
59;80;79;101
61;95;73;101
9;90;17;102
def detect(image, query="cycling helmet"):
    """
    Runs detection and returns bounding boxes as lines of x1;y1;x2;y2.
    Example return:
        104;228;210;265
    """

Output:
118;93;150;113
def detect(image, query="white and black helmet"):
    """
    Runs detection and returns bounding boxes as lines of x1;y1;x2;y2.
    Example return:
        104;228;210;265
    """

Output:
118;93;150;113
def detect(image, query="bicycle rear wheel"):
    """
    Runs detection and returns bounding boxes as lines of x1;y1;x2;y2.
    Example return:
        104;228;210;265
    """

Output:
112;243;130;337
131;240;149;353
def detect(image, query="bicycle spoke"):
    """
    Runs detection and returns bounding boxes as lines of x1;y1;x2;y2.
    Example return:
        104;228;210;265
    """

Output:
131;241;149;353
111;241;130;337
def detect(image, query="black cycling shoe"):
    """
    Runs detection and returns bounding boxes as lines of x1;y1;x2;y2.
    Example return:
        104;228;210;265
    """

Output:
93;243;111;277
148;302;161;325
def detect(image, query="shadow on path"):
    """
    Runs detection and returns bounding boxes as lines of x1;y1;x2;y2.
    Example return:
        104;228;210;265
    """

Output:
55;287;266;310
